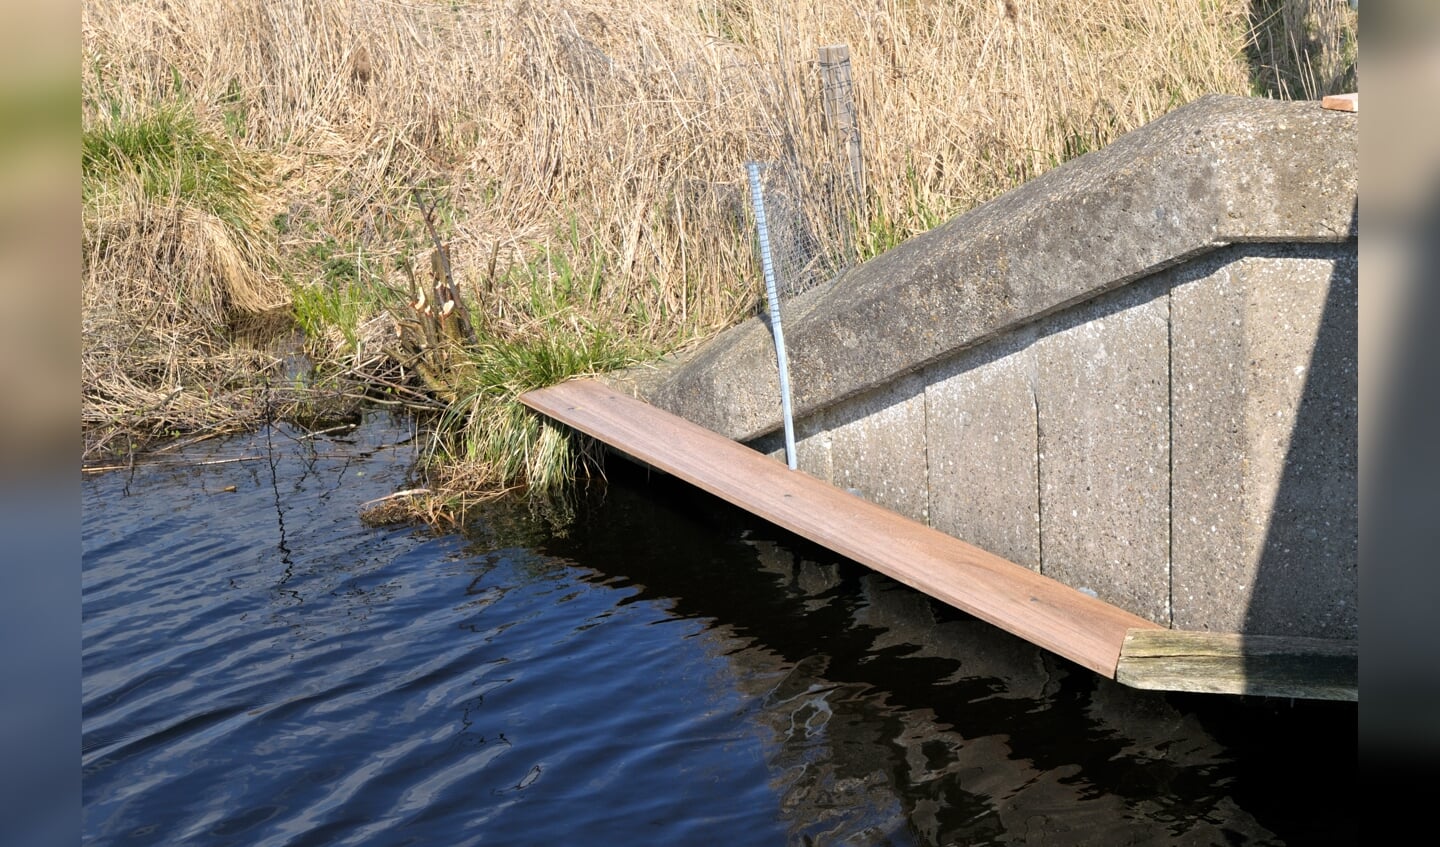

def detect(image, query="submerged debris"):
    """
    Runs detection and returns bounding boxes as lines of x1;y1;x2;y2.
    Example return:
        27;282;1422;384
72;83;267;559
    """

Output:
359;488;433;527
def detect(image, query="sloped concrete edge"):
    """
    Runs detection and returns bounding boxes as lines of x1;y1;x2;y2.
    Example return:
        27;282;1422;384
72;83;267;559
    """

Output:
637;94;1358;441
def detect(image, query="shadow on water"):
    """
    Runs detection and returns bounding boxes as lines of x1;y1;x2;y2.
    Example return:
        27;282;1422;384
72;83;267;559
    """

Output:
83;409;1358;845
521;462;1357;845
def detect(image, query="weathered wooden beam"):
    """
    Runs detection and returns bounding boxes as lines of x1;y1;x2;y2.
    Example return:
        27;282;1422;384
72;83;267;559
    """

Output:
818;43;866;208
1115;629;1357;701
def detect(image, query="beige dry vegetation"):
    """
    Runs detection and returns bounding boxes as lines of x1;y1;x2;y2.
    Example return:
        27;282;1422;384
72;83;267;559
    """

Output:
82;104;291;458
1250;0;1359;100
81;0;1356;497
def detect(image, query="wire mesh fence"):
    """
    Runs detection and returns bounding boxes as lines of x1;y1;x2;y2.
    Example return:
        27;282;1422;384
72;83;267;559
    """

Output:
744;159;853;300
743;44;867;305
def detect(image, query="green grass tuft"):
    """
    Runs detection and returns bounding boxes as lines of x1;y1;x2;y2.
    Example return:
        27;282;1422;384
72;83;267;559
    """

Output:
291;277;399;357
83;104;263;231
431;320;650;497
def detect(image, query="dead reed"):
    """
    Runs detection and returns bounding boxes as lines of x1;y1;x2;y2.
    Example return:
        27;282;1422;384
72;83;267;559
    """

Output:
81;103;291;460
1249;0;1359;100
81;0;1356;491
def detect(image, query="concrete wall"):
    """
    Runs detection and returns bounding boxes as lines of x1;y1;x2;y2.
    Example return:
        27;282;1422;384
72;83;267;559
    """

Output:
751;243;1356;638
613;95;1357;640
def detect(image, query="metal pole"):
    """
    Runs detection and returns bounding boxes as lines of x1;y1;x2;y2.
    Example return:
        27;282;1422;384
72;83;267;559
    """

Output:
746;162;797;470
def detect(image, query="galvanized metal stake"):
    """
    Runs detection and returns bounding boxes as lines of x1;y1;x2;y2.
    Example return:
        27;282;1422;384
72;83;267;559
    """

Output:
746;162;797;470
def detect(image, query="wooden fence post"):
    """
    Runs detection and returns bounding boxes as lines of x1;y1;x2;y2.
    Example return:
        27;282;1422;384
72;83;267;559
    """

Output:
818;44;866;215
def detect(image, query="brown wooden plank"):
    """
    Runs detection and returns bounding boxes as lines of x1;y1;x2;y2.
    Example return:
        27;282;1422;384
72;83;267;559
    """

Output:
1321;92;1358;112
1115;629;1357;700
521;379;1162;678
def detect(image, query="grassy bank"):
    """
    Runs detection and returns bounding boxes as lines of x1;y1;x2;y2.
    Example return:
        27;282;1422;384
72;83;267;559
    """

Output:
81;0;1356;512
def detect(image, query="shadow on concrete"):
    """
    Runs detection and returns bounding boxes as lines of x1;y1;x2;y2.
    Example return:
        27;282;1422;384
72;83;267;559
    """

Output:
1243;212;1359;641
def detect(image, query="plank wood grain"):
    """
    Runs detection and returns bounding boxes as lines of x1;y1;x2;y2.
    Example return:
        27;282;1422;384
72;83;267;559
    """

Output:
1116;629;1358;700
521;379;1162;678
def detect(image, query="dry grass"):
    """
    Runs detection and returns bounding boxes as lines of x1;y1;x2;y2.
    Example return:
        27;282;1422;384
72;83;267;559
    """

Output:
82;104;292;459
81;0;1355;485
1249;0;1359;100
82;0;1265;334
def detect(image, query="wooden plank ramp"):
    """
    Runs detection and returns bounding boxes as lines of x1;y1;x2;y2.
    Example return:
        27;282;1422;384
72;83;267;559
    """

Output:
521;379;1162;678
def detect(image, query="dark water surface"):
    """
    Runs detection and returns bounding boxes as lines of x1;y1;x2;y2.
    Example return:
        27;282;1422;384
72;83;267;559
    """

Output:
82;413;1357;845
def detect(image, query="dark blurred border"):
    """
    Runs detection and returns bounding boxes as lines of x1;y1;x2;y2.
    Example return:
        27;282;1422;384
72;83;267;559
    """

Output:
1360;0;1440;793
0;2;79;846
40;0;1440;834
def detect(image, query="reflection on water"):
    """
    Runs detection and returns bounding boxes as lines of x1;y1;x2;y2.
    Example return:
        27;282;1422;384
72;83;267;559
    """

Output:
83;413;1356;845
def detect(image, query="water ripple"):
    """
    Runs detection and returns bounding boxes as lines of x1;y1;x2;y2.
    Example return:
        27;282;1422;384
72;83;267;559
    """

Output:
83;415;1356;845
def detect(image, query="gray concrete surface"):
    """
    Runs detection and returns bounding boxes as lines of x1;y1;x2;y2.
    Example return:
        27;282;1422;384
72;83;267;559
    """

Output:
1171;246;1357;638
638;95;1356;444
823;375;930;519
1031;286;1171;625
924;332;1041;571
604;95;1357;638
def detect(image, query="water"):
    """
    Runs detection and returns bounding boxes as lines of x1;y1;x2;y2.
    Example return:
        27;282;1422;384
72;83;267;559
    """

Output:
82;413;1357;845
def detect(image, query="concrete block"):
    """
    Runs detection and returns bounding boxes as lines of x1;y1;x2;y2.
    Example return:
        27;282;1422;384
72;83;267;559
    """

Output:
1171;245;1357;638
1035;286;1171;625
750;375;928;520
924;332;1042;570
1170;254;1248;634
824;373;930;521
791;413;834;483
754;412;833;479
